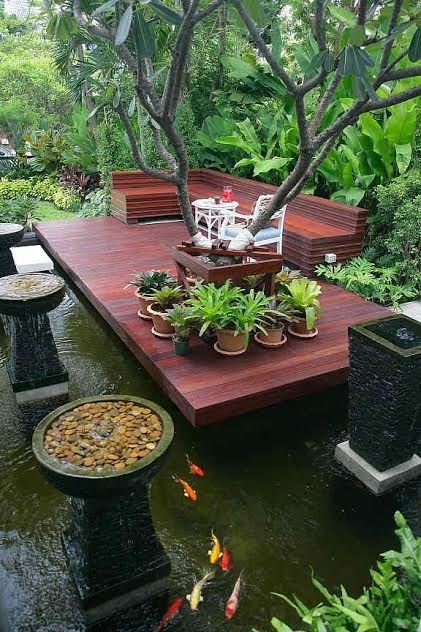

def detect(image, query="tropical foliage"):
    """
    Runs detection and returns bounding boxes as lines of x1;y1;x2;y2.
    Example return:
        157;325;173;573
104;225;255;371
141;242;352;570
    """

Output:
255;511;421;632
315;257;417;308
198;53;419;205
0;176;79;211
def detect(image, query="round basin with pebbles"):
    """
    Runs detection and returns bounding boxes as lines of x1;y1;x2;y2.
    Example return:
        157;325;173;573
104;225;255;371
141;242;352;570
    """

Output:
32;395;174;498
0;273;66;314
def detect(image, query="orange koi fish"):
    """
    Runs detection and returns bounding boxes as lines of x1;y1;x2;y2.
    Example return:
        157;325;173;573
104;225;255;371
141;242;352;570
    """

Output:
225;570;244;619
219;545;233;572
172;475;197;501
156;597;183;631
186;454;205;477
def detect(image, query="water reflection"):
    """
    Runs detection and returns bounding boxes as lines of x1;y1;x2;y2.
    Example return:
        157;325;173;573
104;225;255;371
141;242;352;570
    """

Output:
0;283;419;631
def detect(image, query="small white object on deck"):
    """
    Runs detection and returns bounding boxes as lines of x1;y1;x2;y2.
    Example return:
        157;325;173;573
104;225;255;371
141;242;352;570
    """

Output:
11;245;54;273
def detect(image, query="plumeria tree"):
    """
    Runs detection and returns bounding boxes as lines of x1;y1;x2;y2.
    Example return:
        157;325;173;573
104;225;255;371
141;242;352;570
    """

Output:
63;0;420;248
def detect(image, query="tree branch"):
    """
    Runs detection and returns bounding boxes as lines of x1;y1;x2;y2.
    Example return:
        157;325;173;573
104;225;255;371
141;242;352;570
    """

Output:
285;136;339;203
193;0;226;24
73;0;137;71
149;122;178;170
357;0;368;25
231;0;297;94
308;68;342;135
162;0;201;118
382;65;421;81
380;0;403;71
314;0;326;50
360;84;421;113
116;103;176;182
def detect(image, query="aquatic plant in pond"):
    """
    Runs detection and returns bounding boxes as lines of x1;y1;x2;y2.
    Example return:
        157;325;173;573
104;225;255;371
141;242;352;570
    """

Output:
258;512;421;632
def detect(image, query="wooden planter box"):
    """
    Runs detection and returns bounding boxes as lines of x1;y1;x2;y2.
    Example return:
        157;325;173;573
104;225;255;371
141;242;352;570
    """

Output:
173;243;283;295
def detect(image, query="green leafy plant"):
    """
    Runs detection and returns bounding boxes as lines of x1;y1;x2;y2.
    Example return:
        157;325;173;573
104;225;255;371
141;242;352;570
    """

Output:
254;511;421;632
165;304;193;341
126;270;176;295
280;278;322;331
264;298;298;330
315;258;417;308
78;188;111;218
187;281;278;347
0;195;40;228
150;285;184;311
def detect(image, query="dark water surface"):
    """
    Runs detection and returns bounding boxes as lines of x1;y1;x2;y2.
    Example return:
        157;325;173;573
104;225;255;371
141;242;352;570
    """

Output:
0;282;419;632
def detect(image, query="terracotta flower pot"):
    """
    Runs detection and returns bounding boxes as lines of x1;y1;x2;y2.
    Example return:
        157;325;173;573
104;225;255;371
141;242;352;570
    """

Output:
147;303;174;337
216;329;247;354
262;325;284;344
135;289;154;319
290;316;317;336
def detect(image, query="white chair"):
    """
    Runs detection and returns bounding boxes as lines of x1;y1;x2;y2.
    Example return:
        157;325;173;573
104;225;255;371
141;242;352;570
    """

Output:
219;194;287;254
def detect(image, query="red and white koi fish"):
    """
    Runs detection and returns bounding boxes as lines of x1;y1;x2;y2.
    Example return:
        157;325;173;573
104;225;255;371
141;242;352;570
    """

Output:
156;597;183;631
225;570;244;619
172;475;197;501
186;454;205;477
219;545;233;572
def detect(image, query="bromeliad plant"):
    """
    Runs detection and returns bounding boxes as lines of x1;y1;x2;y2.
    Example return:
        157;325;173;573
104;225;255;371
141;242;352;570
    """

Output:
281;278;322;336
127;270;176;295
126;269;176;319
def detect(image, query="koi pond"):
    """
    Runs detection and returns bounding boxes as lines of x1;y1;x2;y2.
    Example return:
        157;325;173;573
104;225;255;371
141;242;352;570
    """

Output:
0;279;419;632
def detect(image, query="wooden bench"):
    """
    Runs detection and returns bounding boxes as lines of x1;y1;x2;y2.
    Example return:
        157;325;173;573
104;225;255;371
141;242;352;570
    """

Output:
111;168;368;274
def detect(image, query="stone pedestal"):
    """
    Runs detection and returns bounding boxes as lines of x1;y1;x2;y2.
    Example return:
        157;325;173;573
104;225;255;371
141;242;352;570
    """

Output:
0;223;24;277
336;315;421;494
32;395;174;625
0;273;68;406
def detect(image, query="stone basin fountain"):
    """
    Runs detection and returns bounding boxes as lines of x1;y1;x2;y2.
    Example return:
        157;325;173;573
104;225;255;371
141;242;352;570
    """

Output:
336;314;421;494
0;223;24;276
0;273;68;408
32;394;174;625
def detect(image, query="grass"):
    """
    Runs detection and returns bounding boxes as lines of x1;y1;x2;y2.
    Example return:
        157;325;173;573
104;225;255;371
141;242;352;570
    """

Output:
35;201;77;222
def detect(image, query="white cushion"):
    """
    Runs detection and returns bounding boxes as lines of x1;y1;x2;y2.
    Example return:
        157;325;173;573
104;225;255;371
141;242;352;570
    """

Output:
11;245;54;273
224;226;281;241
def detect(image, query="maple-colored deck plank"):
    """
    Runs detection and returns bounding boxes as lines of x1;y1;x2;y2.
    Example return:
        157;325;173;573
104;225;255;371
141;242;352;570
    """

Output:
35;217;389;426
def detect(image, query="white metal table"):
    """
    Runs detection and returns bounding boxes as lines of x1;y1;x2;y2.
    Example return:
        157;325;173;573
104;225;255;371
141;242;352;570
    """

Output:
192;198;239;242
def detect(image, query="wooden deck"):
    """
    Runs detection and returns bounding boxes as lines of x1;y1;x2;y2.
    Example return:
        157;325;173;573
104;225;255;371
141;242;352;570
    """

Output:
35;217;389;426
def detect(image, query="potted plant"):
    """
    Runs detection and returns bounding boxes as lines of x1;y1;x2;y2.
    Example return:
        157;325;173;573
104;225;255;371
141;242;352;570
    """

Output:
126;270;175;320
275;267;302;293
147;286;185;338
166;304;193;355
255;299;298;348
188;282;276;356
281;278;322;338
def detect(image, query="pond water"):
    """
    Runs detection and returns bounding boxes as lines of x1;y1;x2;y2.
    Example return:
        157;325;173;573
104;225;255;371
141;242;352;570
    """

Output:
0;279;420;632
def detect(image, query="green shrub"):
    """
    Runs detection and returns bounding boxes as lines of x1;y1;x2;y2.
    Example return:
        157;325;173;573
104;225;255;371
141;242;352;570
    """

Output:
78;188;110;218
0;177;79;211
96;115;135;187
315;257;417;307
386;195;421;290
368;170;421;250
256;512;421;632
0;195;39;228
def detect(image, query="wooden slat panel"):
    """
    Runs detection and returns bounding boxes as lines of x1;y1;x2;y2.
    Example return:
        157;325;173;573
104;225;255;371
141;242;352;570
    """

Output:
34;217;389;426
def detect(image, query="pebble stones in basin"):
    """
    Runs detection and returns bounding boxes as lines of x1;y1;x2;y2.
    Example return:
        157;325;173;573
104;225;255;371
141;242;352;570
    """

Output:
44;400;163;471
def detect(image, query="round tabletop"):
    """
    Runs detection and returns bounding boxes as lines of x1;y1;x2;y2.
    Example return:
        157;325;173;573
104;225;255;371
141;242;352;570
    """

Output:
192;198;238;210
